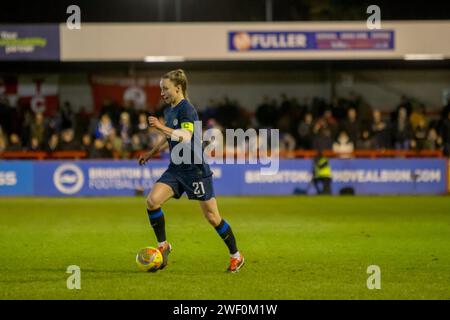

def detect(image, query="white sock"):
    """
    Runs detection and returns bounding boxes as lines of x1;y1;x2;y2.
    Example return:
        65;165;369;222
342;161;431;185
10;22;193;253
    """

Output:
158;241;167;247
230;251;241;259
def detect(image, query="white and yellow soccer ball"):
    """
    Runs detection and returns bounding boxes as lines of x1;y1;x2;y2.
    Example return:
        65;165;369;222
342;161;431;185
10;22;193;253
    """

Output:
136;247;163;272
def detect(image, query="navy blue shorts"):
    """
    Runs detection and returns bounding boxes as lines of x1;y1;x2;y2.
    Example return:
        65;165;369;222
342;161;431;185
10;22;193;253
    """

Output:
156;168;215;201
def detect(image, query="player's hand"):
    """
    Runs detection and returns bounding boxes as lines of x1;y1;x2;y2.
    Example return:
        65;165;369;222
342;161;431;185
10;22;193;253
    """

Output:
138;152;152;166
148;116;163;130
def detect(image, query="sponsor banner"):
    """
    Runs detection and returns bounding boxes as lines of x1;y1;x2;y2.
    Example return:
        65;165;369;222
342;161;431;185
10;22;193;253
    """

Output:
90;76;161;113
0;25;60;60
330;158;445;194
34;161;168;196
0;161;34;196
32;160;240;197
229;30;394;51
0;159;447;196
243;159;447;195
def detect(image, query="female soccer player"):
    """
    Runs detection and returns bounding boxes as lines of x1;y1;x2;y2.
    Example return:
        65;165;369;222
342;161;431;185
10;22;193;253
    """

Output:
138;69;244;273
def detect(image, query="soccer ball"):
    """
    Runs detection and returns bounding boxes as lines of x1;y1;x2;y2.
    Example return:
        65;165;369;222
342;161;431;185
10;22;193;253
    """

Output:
135;247;163;272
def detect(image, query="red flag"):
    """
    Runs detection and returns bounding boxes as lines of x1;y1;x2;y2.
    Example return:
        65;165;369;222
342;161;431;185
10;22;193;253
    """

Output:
90;75;161;113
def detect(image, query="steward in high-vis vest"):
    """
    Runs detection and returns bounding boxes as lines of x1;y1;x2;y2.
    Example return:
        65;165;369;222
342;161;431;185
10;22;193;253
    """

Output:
312;153;332;195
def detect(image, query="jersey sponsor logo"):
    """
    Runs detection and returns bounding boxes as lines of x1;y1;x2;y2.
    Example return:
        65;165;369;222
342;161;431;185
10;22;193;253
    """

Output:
173;118;178;126
53;163;84;194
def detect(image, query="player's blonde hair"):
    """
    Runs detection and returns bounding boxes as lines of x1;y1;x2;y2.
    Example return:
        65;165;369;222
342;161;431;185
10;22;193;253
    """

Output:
162;69;188;99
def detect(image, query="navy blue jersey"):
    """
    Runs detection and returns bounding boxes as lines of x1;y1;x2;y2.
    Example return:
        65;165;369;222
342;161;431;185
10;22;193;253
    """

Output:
163;99;212;177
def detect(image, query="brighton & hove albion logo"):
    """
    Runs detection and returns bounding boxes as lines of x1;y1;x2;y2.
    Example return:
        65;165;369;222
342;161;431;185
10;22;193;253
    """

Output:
53;164;84;195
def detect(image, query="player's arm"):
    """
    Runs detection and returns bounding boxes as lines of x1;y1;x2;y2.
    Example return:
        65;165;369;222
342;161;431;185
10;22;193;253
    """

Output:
138;137;168;166
148;116;192;143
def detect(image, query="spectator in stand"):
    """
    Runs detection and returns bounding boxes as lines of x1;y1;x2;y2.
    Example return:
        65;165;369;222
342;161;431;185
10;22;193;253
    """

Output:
322;109;338;136
297;112;314;149
30;112;46;147
279;132;296;156
255;96;278;128
119;112;133;151
81;134;92;153
21;111;33;146
341;108;360;143
45;133;59;152
29;137;41;151
58;128;80;151
330;96;347;122
45;115;60;140
393;107;413;150
99;99;120;127
136;112;149;148
371;110;390;149
0;95;11;135
0;125;6;152
89;138;112;159
410;103;427;130
356;129;375;150
59;101;75;130
394;95;413;120
312;127;333;151
94;114;114;140
411;118;428;150
6;133;22;151
440;97;450;120
214;96;238;128
277;113;292;137
333;130;354;158
74;106;91;140
440;111;450;156
0;136;5;152
358;99;374;129
108;128;123;157
123;99;139;127
346;91;360;113
131;134;143;152
423;128;443;151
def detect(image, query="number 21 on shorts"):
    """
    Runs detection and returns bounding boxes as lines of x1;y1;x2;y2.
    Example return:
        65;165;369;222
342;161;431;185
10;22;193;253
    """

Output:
192;182;205;196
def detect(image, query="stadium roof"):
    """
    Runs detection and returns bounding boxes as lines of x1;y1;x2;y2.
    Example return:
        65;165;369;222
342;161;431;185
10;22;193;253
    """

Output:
2;0;449;23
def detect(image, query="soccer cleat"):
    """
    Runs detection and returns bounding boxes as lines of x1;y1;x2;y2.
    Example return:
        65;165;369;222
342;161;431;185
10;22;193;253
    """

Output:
227;254;245;273
158;242;172;270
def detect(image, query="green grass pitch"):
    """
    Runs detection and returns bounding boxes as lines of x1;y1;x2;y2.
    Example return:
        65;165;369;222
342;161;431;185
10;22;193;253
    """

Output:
0;196;449;300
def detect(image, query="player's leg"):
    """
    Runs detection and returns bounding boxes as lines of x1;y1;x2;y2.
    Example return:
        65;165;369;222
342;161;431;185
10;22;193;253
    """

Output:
199;198;245;273
146;182;175;269
146;182;174;244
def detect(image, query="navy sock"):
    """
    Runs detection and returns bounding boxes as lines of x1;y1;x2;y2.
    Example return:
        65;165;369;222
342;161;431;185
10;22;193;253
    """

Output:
215;219;238;255
147;208;166;243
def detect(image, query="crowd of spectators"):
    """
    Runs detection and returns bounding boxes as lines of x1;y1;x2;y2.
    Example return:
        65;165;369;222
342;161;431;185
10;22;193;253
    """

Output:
201;93;450;157
1;92;450;158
